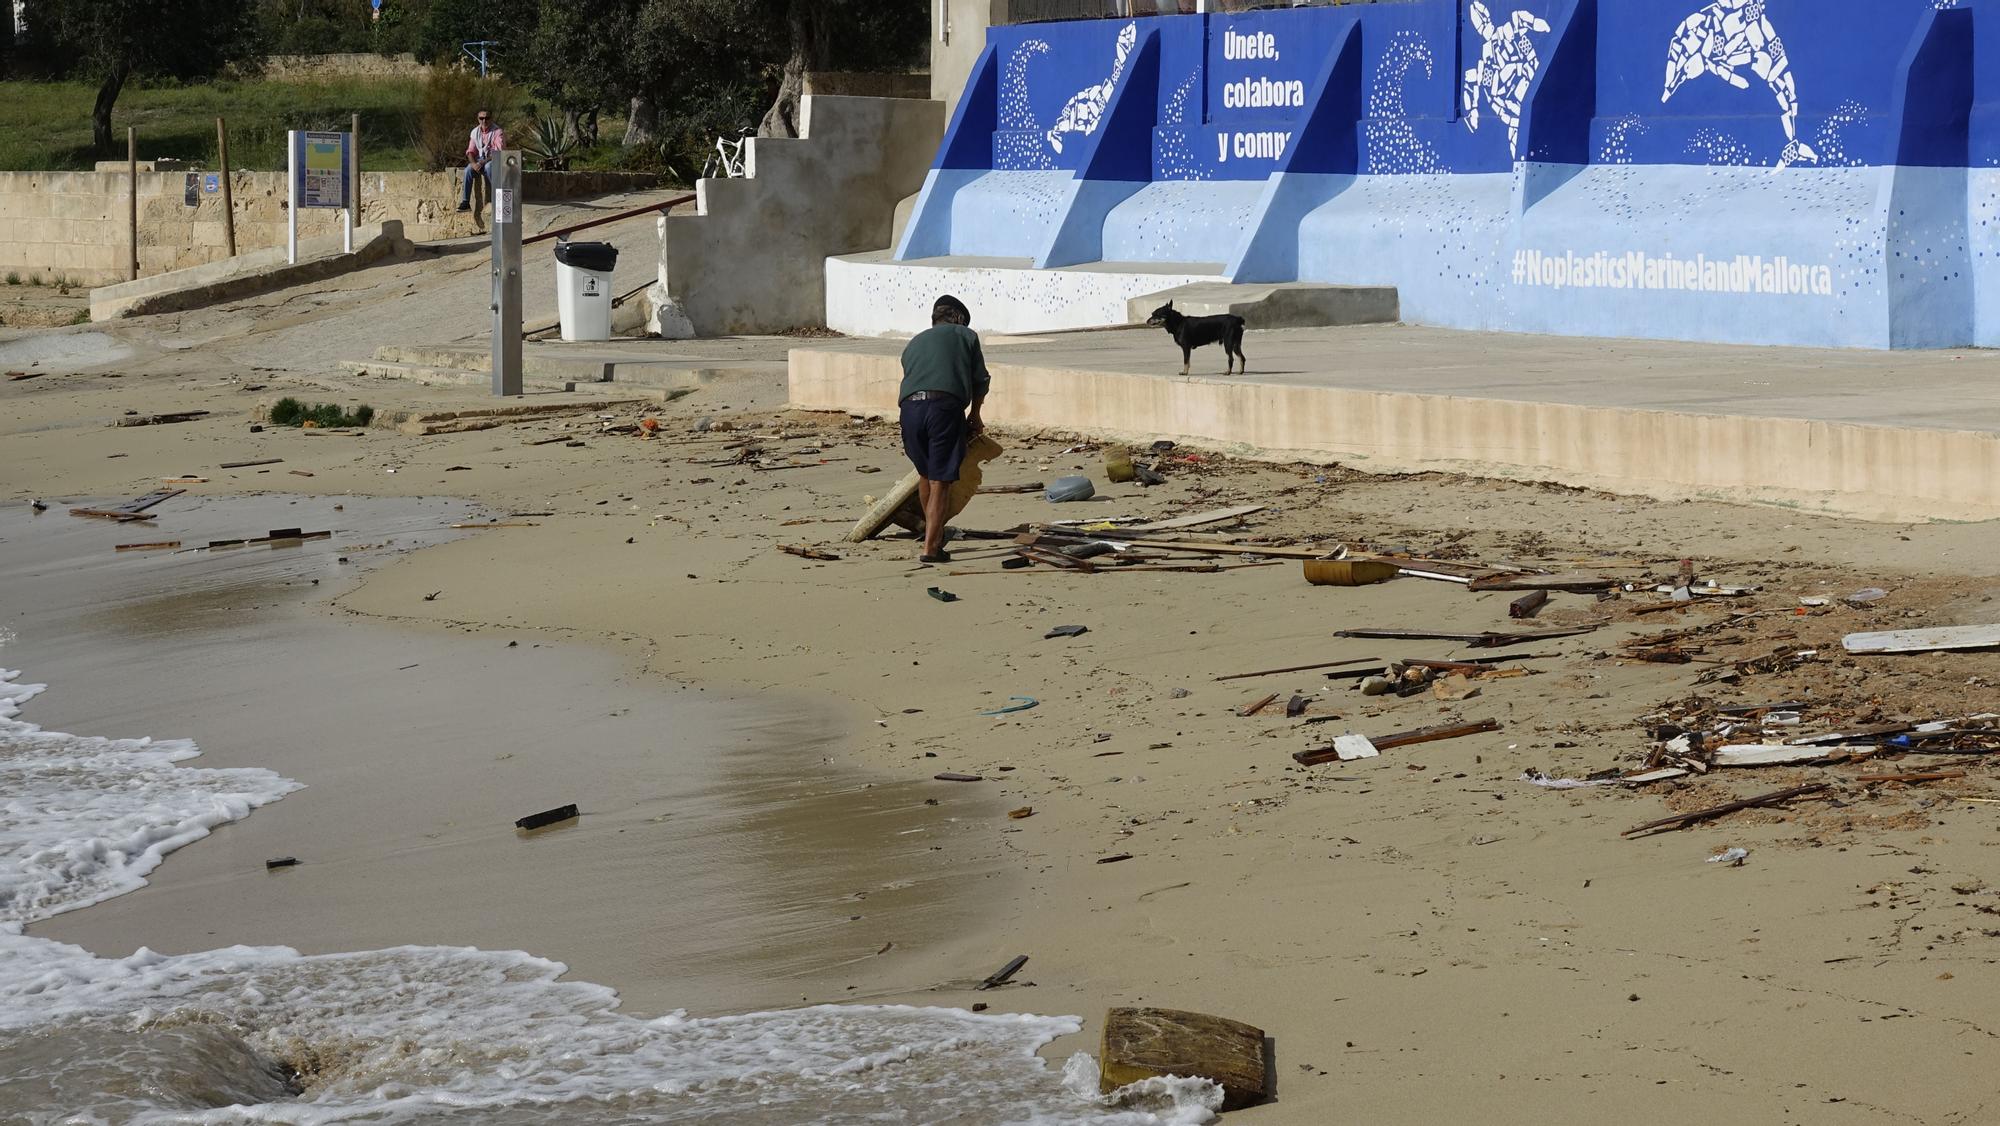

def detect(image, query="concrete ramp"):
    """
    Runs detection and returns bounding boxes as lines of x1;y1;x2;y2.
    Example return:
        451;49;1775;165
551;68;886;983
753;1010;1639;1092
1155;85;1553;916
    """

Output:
1129;282;1398;330
90;222;412;321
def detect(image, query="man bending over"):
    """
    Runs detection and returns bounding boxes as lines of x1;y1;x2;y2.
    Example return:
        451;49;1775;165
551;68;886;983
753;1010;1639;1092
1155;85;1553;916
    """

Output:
897;294;989;564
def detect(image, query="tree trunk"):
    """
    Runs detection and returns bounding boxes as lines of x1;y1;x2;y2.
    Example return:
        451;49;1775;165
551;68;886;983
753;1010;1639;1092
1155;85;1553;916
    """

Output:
622;95;657;148
757;0;829;139
92;64;130;153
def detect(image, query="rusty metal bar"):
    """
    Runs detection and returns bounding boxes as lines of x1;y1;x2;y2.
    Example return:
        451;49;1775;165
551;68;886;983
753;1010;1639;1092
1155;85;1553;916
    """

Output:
522;193;695;247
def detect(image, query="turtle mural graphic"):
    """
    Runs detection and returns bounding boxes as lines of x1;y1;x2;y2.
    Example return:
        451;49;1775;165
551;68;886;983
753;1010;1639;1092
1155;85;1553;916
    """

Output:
1461;1;1551;160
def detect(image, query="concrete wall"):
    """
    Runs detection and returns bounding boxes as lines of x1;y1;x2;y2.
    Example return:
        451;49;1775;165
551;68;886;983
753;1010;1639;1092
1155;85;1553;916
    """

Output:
0;169;669;288
933;0;1007;116
887;0;2000;349
789;346;2000;523
655;95;946;335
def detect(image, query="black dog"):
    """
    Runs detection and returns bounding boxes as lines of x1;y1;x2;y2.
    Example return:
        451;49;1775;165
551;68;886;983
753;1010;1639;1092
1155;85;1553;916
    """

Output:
1146;301;1247;376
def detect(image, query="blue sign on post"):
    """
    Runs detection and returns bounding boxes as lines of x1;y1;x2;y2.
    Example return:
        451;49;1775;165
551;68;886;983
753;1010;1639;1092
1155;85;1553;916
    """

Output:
292;131;352;209
203;173;220;194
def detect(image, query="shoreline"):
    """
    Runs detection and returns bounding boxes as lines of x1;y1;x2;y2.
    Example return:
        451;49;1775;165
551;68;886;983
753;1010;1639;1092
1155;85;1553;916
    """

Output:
12;326;2000;1120
5;494;1009;1023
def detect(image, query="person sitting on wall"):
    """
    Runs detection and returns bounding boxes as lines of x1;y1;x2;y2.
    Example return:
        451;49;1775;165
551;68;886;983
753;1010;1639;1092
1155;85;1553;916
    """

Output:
457;108;504;212
897;295;990;564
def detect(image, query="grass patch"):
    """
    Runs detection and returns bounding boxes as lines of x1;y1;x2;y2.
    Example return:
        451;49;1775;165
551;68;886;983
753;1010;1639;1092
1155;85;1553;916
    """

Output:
0;76;441;171
269;397;374;429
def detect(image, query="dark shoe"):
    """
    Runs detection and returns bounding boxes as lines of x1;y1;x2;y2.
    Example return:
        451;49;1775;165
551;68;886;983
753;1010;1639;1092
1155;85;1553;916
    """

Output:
456;202;471;212
919;551;953;564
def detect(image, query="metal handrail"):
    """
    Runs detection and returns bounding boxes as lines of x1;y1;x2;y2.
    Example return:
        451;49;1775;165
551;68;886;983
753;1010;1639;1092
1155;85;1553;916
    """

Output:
522;193;696;247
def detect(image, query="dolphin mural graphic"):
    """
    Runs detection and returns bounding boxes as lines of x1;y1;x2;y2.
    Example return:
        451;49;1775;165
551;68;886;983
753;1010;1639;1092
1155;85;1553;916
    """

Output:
1663;0;1818;169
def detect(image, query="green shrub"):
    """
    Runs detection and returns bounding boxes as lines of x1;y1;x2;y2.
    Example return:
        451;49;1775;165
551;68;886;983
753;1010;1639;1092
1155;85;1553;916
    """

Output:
413;69;517;172
270;397;374;428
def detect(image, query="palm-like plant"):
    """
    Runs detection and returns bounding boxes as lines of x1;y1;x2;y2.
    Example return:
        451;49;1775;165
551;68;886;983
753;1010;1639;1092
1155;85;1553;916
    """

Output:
523;114;581;171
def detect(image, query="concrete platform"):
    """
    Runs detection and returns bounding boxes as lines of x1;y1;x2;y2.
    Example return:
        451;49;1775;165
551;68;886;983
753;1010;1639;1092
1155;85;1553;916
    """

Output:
789;323;2000;522
825;251;1222;336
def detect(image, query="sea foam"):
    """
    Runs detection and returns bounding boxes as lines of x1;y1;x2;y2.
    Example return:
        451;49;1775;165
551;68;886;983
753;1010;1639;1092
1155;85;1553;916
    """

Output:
0;668;1223;1124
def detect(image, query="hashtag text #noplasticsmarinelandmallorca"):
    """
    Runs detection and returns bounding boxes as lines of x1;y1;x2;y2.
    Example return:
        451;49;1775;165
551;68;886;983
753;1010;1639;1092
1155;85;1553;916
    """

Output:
1512;249;1836;297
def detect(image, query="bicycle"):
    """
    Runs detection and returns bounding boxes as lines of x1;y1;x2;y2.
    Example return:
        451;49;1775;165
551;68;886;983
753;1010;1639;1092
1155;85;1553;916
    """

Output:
700;126;757;179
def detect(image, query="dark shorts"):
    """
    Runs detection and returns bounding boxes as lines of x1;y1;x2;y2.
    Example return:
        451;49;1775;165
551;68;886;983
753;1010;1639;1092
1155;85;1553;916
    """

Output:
900;395;968;482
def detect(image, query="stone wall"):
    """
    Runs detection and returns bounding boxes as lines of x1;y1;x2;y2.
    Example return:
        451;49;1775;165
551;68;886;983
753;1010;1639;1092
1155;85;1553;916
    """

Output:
0;169;672;288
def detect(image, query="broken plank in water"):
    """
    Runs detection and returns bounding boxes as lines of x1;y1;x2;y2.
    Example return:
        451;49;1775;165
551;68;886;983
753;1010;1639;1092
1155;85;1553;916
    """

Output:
69;508;155;522
1844;625;2000;656
115;540;181;551
1621;783;1829;838
219;458;284;470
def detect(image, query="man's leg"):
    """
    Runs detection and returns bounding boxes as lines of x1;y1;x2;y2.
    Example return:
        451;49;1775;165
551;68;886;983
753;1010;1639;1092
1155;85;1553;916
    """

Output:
459;164;477;208
920;477;949;559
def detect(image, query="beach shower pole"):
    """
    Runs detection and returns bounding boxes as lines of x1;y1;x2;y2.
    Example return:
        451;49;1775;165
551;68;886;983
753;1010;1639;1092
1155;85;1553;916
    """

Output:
490;150;523;396
127;128;138;280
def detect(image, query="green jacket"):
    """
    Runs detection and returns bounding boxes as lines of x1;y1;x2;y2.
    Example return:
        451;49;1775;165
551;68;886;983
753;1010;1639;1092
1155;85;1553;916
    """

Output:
898;324;991;405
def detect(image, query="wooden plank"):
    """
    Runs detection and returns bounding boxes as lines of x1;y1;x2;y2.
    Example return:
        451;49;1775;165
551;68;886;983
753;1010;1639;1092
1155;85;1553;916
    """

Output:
114;540;181;551
1711;744;1844;767
1117;504;1268;532
1101;1007;1268;1112
117;488;184;514
1335;626;1599;647
1212;657;1382;682
847;433;1003;543
1509;590;1550;619
1468;572;1616;592
1622;783;1829;838
1295;719;1500;765
69;508;155;522
1025;533;1339;560
1857;771;1965;783
1238;693;1279;717
219;458;284;470
1844;625;2000;655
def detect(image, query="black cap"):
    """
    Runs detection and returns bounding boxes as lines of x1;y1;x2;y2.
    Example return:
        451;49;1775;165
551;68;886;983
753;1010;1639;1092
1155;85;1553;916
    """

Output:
933;294;971;326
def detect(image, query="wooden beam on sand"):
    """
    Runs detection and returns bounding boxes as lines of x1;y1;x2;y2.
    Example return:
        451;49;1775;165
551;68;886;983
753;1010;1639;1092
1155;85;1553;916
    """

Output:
1621;783;1829;838
1294;719;1501;766
1213;657;1382;682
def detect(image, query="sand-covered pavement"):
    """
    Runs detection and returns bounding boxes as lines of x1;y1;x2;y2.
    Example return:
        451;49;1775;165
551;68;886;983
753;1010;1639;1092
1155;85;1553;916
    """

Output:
10;277;2000;1123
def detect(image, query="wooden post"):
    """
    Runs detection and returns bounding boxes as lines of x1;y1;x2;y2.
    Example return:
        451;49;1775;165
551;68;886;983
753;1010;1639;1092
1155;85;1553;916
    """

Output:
216;117;236;257
126;127;138;280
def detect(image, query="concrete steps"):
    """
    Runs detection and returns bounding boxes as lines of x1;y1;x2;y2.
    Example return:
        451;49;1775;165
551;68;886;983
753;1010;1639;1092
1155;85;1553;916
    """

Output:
1128;282;1399;330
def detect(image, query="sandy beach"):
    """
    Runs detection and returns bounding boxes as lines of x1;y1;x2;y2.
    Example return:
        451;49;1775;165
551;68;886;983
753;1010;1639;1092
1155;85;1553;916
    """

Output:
9;285;2000;1123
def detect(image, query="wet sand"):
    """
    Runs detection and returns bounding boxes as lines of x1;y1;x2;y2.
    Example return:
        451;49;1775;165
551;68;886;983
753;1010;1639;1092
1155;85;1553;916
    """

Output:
4;496;999;1018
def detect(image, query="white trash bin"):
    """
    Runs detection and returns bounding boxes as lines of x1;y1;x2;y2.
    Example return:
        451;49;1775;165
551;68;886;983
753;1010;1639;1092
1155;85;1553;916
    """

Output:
554;240;619;342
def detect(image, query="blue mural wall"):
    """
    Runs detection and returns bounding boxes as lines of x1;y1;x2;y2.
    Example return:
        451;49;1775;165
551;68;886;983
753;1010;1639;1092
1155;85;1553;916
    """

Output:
894;0;2000;349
